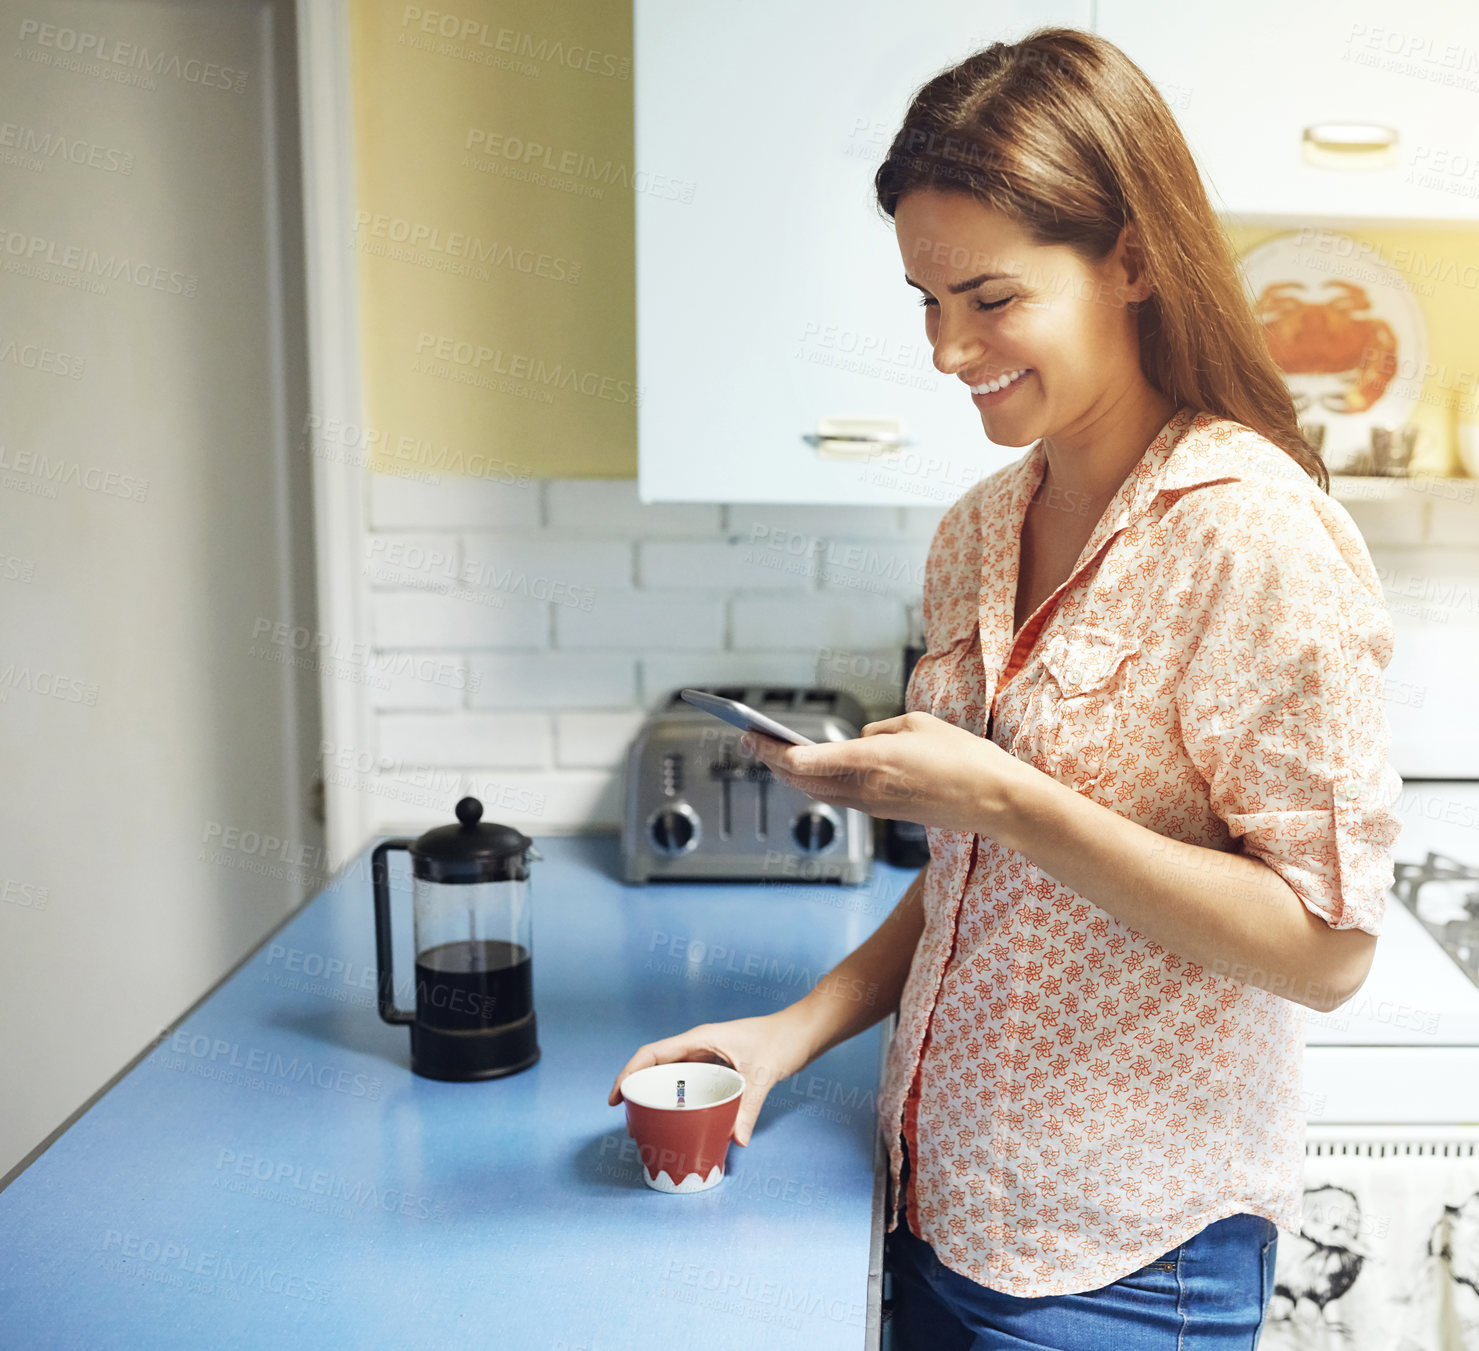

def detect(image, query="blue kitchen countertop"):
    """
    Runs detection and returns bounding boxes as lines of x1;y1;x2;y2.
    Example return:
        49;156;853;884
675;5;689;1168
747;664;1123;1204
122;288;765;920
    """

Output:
0;833;915;1351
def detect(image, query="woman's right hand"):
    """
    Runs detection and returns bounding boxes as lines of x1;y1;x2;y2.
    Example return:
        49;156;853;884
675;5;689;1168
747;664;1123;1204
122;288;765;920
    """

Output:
606;1008;817;1147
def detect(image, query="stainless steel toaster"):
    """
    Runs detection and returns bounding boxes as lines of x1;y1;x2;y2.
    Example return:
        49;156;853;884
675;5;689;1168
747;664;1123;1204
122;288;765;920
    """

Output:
621;686;873;884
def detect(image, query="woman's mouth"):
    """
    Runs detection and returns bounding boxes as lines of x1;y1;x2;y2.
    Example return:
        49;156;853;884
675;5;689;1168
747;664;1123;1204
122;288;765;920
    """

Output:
969;368;1031;406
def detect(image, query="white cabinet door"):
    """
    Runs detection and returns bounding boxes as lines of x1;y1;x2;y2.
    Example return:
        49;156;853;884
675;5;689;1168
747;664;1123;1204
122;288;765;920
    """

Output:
1096;0;1479;224
635;1;1091;504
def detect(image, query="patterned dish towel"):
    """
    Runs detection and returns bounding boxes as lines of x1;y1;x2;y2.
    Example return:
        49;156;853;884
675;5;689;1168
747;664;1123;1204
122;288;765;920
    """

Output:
1263;1146;1479;1350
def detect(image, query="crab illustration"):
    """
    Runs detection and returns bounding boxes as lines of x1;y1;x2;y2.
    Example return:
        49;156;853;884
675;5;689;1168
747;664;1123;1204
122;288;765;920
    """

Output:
1255;280;1399;414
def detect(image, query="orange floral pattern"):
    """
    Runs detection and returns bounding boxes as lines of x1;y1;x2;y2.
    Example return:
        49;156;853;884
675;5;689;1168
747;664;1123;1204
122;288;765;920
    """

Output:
879;404;1403;1297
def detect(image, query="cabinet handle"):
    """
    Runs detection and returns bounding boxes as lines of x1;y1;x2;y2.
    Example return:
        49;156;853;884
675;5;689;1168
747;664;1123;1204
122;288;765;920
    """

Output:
1301;123;1398;169
802;415;910;460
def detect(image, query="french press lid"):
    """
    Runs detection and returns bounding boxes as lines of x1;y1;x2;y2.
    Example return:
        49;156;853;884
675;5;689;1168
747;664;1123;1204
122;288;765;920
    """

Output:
408;796;538;883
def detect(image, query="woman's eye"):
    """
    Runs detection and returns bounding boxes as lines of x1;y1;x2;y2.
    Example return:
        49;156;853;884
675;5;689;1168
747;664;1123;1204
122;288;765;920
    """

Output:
916;295;1013;312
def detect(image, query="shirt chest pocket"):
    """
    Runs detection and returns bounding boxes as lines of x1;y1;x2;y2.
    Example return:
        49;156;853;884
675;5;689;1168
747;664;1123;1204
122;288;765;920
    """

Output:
909;630;986;735
1020;625;1140;791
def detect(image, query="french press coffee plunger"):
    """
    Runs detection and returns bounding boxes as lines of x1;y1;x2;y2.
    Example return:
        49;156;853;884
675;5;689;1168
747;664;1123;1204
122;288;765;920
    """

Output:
372;797;542;1081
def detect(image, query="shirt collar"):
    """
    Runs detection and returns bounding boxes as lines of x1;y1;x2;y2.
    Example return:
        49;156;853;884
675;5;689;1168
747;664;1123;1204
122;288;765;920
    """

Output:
978;404;1306;669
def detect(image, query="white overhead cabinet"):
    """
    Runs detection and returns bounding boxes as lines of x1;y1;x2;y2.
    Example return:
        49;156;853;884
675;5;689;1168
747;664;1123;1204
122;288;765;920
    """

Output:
634;1;1092;504
1094;0;1479;225
636;2;1476;505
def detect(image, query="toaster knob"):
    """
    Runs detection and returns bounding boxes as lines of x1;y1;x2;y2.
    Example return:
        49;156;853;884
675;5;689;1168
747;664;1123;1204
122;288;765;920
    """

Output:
792;805;839;854
649;803;700;855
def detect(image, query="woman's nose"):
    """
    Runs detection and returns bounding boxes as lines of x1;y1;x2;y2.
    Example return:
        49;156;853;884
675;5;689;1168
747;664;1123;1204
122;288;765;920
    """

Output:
928;312;983;378
932;336;985;380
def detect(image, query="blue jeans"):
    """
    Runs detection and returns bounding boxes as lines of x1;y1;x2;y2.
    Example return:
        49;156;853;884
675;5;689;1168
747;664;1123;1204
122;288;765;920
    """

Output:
885;1138;1278;1350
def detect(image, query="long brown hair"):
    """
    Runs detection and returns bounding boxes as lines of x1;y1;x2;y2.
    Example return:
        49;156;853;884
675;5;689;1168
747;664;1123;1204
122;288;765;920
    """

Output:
874;26;1328;491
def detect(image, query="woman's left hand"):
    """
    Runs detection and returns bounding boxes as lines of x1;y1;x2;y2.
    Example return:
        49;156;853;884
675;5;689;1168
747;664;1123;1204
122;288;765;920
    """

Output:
741;711;1029;836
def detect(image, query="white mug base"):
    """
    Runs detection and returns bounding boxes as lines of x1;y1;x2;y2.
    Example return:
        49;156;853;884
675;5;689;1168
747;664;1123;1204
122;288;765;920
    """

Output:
642;1163;723;1193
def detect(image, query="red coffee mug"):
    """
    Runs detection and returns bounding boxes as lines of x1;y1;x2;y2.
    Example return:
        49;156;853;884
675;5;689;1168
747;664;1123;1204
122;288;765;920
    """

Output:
618;1061;745;1193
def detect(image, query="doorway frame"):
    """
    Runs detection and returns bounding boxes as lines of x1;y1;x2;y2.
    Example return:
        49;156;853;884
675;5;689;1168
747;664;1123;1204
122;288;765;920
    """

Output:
296;0;374;863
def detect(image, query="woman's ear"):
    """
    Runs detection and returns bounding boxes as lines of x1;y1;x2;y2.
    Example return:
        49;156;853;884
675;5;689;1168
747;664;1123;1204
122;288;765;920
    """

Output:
1116;218;1155;306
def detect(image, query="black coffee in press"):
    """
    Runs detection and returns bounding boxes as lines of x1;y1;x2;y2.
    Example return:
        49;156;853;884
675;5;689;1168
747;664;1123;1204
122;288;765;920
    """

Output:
414;939;533;1032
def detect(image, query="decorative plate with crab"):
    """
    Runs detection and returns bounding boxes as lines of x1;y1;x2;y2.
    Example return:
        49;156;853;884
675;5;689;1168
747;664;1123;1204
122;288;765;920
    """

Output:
1237;230;1427;474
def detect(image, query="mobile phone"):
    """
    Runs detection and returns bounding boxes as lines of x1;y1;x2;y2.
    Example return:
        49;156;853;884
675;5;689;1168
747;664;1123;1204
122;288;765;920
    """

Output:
678;689;817;746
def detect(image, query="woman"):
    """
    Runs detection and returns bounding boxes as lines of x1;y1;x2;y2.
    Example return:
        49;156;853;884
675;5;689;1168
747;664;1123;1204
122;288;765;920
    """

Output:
608;26;1402;1349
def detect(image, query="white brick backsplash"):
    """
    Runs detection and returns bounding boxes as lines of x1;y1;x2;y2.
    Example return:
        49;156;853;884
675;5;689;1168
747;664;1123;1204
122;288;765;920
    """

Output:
363;533;461;589
461;534;633;596
368;474;543;530
546;479;721;535
641;654;905;724
900;505;950;538
1341;498;1428;548
1382;596;1479;777
461;769;620;832
366;650;480;711
335;472;1472;840
371;592;548;649
378;712;550;768
815;536;929;599
725;503;905;539
812;646;909;716
1372;547;1479;630
554;710;648;768
1427;496;1479;547
466;653;638;709
555;595;725;649
730;594;906;651
638;539;815;591
639;653;828;708
360;773;469;833
356;768;614;835
355;767;561;830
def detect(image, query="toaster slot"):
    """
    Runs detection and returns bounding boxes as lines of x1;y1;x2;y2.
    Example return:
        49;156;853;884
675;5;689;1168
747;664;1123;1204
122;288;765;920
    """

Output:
707;752;771;840
707;752;761;839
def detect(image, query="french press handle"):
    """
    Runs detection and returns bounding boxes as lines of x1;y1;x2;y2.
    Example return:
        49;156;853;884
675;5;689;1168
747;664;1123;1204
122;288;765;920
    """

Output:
371;838;417;1026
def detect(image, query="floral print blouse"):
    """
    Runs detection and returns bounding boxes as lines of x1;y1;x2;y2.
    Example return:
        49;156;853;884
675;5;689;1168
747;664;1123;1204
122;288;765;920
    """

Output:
879;404;1403;1296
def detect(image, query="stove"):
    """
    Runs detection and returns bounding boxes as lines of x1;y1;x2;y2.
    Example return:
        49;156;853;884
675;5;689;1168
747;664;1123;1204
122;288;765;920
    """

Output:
1301;780;1479;1134
1393;851;1479;989
1269;781;1479;1348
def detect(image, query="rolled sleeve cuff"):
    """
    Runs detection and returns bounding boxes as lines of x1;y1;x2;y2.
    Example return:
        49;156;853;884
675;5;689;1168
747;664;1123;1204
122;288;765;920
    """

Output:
1224;760;1402;937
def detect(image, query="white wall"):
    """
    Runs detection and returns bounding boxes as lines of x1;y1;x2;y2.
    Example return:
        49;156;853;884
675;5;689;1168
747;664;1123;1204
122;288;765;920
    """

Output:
0;0;319;1178
1343;490;1479;776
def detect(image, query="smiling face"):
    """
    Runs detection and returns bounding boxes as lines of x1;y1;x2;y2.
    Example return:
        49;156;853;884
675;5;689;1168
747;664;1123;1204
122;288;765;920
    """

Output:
894;188;1154;450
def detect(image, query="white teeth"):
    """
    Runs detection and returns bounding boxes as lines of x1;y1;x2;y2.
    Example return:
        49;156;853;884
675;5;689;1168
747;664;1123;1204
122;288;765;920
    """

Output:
970;369;1028;395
